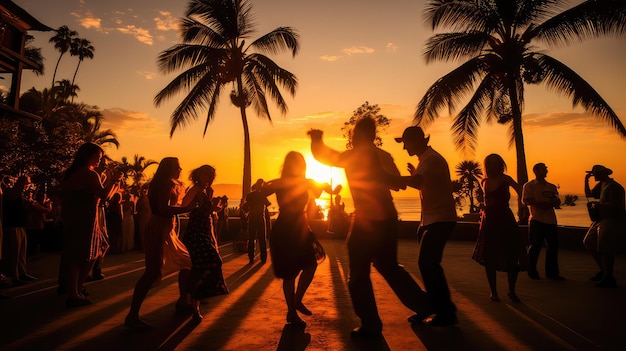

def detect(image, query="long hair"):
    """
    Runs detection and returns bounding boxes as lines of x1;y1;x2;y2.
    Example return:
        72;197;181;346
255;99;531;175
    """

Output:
484;153;506;178
149;157;179;197
281;151;306;178
189;165;216;184
63;142;103;180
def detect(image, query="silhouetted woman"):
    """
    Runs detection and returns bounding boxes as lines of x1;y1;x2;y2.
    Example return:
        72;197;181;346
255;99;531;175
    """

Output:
60;142;121;307
182;165;229;321
472;154;528;302
262;151;337;325
125;157;200;329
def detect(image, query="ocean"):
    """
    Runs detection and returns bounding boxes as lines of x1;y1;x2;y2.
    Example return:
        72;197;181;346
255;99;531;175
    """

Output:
308;194;593;228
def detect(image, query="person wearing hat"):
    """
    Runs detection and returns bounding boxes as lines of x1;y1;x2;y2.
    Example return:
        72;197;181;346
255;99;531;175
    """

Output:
522;163;564;281
308;117;430;337
583;165;625;288
393;125;458;327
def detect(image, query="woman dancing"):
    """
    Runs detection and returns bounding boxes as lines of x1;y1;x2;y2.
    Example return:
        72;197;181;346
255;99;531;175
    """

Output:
262;151;338;326
125;157;202;329
182;165;229;321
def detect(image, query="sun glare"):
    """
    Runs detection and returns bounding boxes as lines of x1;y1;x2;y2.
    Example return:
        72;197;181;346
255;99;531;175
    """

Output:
304;155;346;190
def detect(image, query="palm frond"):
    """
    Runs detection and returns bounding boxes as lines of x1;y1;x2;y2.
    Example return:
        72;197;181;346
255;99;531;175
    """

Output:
154;64;213;106
249;27;300;57
156;44;222;74
424;0;484;31
538;54;626;136
415;56;484;125
179;17;228;47
451;73;500;154
168;74;221;136
533;0;626;47
423;31;489;63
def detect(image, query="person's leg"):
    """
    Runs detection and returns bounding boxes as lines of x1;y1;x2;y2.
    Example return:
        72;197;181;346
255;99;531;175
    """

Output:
527;220;542;279
543;223;561;278
373;219;429;315
16;228;29;278
418;222;456;317
347;223;382;333
247;221;257;263
485;265;498;301
283;278;303;324
126;230;163;325
258;219;267;263
3;228;19;281
507;270;521;302
583;223;604;280
295;262;317;314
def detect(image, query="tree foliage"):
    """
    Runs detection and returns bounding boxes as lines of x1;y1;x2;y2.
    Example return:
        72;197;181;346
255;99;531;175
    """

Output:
341;101;390;149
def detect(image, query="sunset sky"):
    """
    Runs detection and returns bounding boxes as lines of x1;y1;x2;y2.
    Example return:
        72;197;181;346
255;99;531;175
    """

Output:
12;0;626;198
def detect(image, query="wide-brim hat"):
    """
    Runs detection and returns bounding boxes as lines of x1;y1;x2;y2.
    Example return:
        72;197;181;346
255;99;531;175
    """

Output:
394;126;429;143
588;164;613;175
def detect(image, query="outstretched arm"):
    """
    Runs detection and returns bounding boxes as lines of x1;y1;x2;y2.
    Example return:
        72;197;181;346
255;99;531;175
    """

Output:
308;129;342;167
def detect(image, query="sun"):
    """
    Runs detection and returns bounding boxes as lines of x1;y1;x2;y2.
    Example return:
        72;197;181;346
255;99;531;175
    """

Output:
304;155;347;189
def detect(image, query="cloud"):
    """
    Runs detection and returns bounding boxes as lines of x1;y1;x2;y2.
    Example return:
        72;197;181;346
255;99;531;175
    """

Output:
155;11;178;31
137;70;157;80
116;25;154;45
101;108;165;133
523;111;626;136
342;46;375;55
320;55;341;62
386;42;399;52
71;10;102;30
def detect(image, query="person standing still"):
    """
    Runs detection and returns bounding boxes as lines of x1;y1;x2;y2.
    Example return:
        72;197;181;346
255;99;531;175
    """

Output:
523;163;564;280
394;126;458;327
246;179;270;264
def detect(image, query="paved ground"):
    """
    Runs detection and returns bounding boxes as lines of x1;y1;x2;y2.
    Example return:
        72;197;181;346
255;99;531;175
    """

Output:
1;239;625;351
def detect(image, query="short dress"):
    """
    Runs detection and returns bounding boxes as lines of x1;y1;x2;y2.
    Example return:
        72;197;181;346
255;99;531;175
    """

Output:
269;188;316;280
472;182;528;272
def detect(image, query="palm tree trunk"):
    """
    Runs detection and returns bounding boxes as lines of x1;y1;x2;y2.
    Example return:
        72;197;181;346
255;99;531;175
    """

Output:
51;54;64;88
508;79;529;224
237;79;252;200
71;60;82;102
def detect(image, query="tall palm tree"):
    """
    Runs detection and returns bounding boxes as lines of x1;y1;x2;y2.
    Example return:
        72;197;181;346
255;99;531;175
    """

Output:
455;160;483;213
54;79;80;102
415;0;626;222
155;0;299;198
69;38;95;90
49;25;78;88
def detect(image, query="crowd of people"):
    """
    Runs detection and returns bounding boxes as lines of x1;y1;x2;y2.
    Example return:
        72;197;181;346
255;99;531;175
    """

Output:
1;121;624;337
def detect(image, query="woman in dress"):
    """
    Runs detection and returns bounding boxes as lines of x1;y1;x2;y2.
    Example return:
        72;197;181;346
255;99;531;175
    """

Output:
182;165;229;321
472;154;528;302
60;142;122;307
262;151;337;325
121;192;136;252
125;157;202;328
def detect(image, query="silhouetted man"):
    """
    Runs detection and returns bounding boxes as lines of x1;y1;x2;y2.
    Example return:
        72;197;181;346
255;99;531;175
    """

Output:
394;126;458;327
246;179;270;264
309;117;429;338
523;163;564;280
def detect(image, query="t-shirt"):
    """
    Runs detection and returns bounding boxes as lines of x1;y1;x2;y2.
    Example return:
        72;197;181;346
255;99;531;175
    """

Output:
522;179;558;225
414;147;457;226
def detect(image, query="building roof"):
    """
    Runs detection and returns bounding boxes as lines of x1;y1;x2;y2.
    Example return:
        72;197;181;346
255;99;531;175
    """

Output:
0;0;52;32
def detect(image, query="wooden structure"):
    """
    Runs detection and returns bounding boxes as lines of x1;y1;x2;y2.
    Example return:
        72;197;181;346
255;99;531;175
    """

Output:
0;0;51;121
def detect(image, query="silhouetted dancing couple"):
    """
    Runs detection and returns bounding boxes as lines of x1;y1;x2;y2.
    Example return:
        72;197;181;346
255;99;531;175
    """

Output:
309;118;441;338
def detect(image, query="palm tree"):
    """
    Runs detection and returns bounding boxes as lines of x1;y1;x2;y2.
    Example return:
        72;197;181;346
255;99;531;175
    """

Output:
25;35;44;76
69;38;95;90
128;154;158;186
455;160;483;213
415;0;626;222
154;0;299;198
49;25;78;88
54;79;80;102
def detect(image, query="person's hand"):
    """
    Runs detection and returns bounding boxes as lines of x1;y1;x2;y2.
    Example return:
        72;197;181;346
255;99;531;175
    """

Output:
407;163;416;175
307;129;323;140
332;184;342;194
585;172;593;180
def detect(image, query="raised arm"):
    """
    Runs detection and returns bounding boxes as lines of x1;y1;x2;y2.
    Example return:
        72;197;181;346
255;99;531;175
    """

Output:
308;129;342;167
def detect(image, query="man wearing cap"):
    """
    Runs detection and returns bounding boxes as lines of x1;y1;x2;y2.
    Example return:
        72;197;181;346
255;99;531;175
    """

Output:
522;163;564;280
394;126;458;327
583;165;625;288
308;117;429;338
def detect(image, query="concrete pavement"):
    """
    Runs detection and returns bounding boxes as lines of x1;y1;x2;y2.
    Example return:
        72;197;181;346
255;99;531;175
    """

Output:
1;239;625;351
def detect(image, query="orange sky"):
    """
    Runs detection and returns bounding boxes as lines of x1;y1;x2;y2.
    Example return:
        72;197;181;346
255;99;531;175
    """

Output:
12;0;626;197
